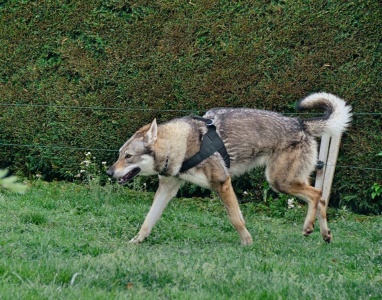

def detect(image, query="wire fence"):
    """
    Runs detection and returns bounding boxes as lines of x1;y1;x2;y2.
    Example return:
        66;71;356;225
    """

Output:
1;141;381;171
1;103;381;172
0;102;202;113
1;102;382;116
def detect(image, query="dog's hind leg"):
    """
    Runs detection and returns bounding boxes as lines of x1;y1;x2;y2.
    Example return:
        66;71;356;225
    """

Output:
271;179;332;243
284;183;321;237
130;176;183;244
272;180;332;242
214;176;253;246
266;145;331;242
317;199;332;243
266;157;319;237
290;184;331;243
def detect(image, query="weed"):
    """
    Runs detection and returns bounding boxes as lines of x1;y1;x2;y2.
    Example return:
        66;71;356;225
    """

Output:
370;151;382;200
75;152;111;187
370;182;381;200
21;212;47;225
253;181;300;218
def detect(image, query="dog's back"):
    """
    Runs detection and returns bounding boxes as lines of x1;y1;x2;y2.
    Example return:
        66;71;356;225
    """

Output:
203;108;312;177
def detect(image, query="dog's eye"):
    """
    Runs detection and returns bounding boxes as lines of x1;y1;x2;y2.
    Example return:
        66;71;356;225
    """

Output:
125;154;132;159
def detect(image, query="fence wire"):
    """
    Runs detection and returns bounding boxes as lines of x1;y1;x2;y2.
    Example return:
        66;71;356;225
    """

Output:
0;103;202;113
1;102;382;116
0;142;381;172
1;104;381;172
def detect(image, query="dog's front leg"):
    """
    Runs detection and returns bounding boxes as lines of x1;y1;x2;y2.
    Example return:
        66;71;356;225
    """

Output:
130;176;183;244
215;176;253;246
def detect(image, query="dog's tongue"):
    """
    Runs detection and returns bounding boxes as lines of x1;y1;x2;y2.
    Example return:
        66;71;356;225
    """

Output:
118;167;141;185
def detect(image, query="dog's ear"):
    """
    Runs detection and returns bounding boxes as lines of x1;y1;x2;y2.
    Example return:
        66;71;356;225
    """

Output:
144;118;158;145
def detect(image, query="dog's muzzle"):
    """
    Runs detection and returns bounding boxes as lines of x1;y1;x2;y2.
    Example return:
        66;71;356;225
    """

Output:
106;168;114;177
106;167;141;185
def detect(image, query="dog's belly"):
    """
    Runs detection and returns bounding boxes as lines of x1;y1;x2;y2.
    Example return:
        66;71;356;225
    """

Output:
179;169;211;189
229;153;270;177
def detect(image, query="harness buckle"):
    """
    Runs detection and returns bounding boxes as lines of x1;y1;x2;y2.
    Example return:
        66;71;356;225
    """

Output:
205;119;214;126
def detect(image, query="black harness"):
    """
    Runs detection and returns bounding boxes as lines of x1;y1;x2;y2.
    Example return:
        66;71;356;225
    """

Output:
179;116;230;173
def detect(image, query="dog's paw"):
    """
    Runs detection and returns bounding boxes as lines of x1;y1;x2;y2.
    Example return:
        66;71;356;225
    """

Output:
240;234;253;246
129;235;143;244
303;230;313;237
303;223;315;236
322;230;332;243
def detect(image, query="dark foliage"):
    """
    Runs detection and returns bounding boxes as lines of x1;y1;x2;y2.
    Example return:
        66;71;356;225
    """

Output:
1;0;381;213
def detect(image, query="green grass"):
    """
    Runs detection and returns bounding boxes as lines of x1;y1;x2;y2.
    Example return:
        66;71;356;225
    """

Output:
0;182;381;299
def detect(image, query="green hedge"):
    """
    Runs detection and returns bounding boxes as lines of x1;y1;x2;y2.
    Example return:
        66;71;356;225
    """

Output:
1;0;381;213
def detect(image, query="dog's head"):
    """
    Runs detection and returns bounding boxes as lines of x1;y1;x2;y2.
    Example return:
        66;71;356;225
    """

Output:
107;119;158;185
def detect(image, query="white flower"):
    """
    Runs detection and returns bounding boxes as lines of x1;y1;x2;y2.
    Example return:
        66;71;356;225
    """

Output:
81;160;90;166
287;198;295;209
102;161;107;165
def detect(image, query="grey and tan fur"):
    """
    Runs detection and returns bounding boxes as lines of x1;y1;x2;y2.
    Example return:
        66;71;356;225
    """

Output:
107;92;352;245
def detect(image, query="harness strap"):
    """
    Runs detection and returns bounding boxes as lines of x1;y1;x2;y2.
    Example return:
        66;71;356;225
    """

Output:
179;117;230;173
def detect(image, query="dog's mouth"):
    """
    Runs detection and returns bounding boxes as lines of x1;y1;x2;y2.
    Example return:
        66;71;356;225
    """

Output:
118;167;141;185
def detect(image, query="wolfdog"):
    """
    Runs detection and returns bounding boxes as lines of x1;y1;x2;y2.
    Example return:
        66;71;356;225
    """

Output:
107;92;351;245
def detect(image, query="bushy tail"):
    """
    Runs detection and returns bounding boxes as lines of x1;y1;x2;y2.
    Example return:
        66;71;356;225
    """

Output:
297;92;352;137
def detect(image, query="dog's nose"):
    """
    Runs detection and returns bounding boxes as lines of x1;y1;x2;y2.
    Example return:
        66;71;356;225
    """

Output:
106;168;114;176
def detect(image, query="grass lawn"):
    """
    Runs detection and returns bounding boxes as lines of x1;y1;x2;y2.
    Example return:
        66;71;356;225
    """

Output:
0;181;381;299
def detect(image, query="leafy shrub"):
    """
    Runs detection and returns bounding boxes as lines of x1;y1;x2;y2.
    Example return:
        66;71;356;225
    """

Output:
0;0;381;213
